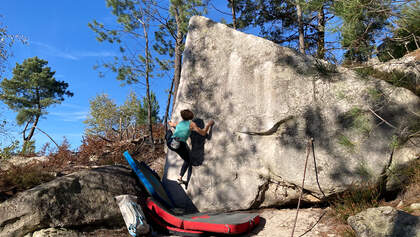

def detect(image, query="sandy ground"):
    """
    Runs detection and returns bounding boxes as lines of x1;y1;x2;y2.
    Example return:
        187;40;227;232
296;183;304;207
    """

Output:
90;207;344;237
244;208;342;237
150;207;344;237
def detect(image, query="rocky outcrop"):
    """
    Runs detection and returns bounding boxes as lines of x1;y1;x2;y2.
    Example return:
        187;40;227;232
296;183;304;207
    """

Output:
369;49;420;81
348;206;420;237
0;156;48;171
0;165;141;237
163;16;420;212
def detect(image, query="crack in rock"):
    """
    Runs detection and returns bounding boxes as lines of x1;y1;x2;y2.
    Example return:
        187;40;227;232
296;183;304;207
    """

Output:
236;116;294;136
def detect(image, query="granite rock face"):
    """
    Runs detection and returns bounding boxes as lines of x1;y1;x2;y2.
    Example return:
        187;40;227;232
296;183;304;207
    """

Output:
348;206;420;237
0;165;141;237
163;16;420;212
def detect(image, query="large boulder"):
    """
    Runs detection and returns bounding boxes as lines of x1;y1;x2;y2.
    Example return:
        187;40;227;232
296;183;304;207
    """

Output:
0;165;141;237
163;16;420;212
348;206;420;237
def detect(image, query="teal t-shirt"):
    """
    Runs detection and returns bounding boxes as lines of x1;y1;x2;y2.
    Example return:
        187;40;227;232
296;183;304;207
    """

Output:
172;120;191;142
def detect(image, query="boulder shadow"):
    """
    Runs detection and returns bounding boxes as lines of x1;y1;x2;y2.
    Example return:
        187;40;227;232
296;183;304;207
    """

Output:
162;179;198;213
190;118;213;167
391;210;419;237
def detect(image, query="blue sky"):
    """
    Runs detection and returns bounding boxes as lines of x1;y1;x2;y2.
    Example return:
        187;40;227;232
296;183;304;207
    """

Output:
0;1;231;150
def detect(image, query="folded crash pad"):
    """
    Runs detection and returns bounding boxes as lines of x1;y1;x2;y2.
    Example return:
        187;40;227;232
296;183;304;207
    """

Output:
123;151;175;208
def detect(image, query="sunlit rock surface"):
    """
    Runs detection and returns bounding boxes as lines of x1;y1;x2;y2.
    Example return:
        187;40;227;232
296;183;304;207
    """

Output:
163;16;420;212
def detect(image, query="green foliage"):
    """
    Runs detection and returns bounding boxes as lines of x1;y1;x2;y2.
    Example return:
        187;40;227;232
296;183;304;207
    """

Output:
153;0;207;69
170;0;208;33
389;135;400;150
354;66;419;96
332;0;391;62
89;0;155;85
83;93;119;136
137;92;160;125
119;91;141;129
329;160;420;232
378;2;420;61
355;161;373;181
367;88;383;102
84;91;160;136
329;182;381;223
21;140;35;156
338;134;355;152
347;107;371;135
336;90;347;100
0;140;20;159
232;0;318;52
0;56;73;141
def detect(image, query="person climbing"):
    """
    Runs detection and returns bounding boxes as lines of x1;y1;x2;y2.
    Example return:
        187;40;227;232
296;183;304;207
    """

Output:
166;109;214;188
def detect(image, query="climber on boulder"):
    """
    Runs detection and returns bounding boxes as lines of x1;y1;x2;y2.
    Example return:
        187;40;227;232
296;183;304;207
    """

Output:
166;109;214;188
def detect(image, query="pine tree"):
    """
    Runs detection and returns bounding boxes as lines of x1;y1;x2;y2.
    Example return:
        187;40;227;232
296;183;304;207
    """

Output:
137;92;160;125
230;0;329;57
378;1;420;61
0;57;73;150
89;0;157;145
153;0;207;125
332;0;391;63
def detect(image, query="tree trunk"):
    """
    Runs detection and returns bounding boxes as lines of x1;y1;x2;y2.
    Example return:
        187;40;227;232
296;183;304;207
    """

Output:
230;0;237;29
296;1;305;54
316;5;325;59
171;7;184;118
164;73;175;131
24;115;39;142
140;17;154;148
22;118;31;142
119;116;122;141
22;115;39;154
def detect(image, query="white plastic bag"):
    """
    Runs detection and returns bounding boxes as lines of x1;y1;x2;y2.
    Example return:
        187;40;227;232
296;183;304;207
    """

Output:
115;195;150;236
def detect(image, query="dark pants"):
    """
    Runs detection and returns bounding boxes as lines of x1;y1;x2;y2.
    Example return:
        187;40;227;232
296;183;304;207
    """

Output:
166;130;192;184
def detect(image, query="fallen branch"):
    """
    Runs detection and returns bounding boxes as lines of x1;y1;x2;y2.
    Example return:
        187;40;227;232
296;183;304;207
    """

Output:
35;127;59;148
368;107;397;129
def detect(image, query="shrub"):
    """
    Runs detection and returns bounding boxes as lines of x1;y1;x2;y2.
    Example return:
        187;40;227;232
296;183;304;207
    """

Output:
354;66;419;96
0;163;56;202
20;140;36;157
329;182;381;223
338;134;356;152
0;140;20;159
0;124;167;202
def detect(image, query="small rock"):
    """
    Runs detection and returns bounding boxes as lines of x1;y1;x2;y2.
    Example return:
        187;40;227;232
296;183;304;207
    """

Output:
31;228;80;237
396;200;404;208
348;206;420;237
410;203;420;210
